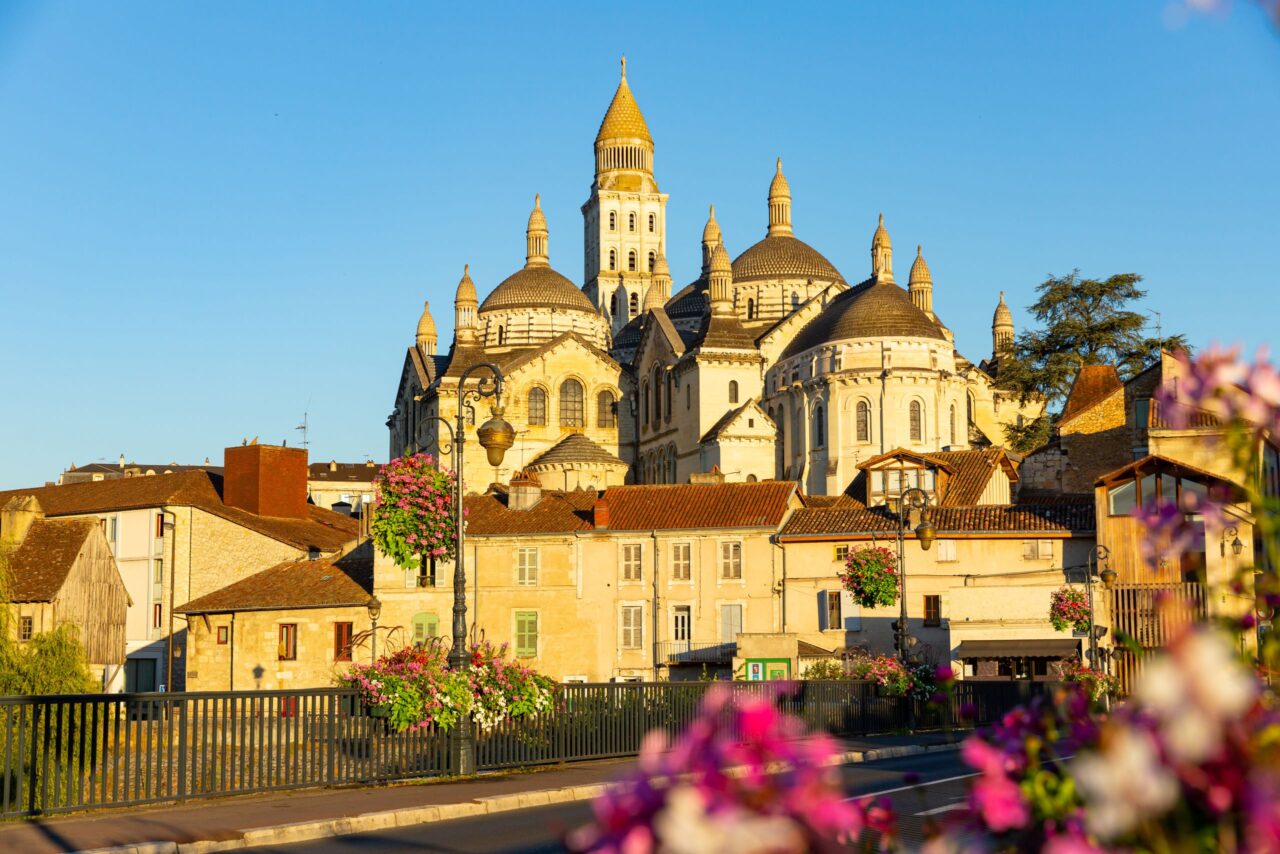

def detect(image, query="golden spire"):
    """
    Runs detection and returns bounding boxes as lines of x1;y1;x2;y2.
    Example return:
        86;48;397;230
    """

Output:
595;57;652;145
909;244;931;285
455;264;478;344
416;300;437;355
871;213;893;282
709;240;733;314
767;157;793;237
909;245;933;314
526;194;549;267
701;204;722;274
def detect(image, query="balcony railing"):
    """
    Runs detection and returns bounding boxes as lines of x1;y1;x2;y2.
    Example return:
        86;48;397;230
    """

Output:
658;641;736;665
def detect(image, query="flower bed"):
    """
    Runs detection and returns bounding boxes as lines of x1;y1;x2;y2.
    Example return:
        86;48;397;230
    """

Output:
838;545;900;608
339;640;555;733
1048;585;1091;633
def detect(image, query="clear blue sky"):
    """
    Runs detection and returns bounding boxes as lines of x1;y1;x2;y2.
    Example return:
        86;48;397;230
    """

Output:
1;2;1277;489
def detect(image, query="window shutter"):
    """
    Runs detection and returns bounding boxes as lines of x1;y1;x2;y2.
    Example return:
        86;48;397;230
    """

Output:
817;590;829;631
405;568;416;588
1039;540;1054;560
840;591;862;631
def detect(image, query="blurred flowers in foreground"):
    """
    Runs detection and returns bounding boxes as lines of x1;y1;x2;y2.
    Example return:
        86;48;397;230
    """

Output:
568;685;892;853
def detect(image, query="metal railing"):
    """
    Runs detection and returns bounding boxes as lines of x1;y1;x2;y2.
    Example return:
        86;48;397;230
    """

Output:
656;641;736;665
0;680;1055;818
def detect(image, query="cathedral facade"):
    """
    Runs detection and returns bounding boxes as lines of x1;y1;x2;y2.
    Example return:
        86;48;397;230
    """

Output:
388;61;1040;495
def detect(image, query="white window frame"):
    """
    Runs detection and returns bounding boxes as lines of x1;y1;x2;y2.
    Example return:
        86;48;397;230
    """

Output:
516;547;539;586
718;540;743;581
620;604;644;650
621;542;644;583
671;542;692;583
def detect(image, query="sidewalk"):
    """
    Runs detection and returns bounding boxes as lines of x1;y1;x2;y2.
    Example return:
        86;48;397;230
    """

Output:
0;733;959;854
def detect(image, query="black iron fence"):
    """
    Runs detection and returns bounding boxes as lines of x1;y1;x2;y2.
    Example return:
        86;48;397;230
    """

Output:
0;680;1056;818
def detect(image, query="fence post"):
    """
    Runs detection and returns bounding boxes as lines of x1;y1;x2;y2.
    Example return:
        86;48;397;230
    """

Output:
326;693;337;785
176;696;187;800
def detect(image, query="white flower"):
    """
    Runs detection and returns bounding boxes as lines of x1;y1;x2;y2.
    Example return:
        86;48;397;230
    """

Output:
1073;727;1179;840
653;786;806;854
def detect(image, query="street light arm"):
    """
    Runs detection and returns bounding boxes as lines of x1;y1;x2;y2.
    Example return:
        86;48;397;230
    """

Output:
421;415;458;457
456;361;507;411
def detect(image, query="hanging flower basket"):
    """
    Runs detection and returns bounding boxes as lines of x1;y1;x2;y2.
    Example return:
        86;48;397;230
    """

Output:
838;545;900;609
370;453;460;570
1049;586;1091;633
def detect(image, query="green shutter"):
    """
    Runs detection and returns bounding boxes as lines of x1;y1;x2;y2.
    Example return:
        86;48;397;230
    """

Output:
516;611;538;657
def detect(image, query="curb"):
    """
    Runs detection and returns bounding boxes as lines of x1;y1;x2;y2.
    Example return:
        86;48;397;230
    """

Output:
76;743;960;854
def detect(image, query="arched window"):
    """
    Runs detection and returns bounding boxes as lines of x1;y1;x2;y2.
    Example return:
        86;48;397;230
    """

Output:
949;404;957;446
746;474;757;483
609;249;617;271
628;251;637;272
641;381;649;425
747;298;755;320
608;211;616;231
610;291;618;316
560;380;584;427
597;390;616;428
648;213;656;233
813;406;824;446
729;380;739;404
909;400;923;442
651;365;663;426
497;326;505;346
648;251;656;272
856;400;871;443
629;292;639;316
528;387;546;426
628;212;636;232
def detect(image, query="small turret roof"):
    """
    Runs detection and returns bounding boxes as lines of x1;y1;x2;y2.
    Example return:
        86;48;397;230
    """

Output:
595;57;652;145
909;245;932;285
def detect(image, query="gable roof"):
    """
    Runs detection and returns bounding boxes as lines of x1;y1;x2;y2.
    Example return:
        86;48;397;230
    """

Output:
464;489;597;536
5;518;98;602
529;433;625;467
1093;454;1245;494
851;447;1017;508
0;471;359;553
175;543;374;614
700;400;775;444
600;481;797;530
498;331;622;378
1060;365;1123;423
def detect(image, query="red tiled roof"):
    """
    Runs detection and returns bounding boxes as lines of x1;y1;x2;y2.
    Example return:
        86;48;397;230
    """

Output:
463;489;597;536
308;462;381;483
6;519;97;602
931;448;1018;506
0;471;359;552
1060;365;1122;423
600;482;798;530
779;502;1094;538
175;544;374;614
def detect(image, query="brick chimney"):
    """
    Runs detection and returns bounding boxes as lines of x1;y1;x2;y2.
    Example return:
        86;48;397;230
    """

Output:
593;497;609;529
508;470;542;512
223;444;308;519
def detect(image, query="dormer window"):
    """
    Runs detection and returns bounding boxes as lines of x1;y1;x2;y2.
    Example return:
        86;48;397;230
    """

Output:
866;462;938;508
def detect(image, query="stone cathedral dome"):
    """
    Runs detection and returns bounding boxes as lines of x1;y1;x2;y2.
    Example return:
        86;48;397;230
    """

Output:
781;280;946;359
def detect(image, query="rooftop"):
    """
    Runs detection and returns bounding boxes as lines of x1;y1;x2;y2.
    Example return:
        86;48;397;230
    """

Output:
5;518;98;602
176;543;374;614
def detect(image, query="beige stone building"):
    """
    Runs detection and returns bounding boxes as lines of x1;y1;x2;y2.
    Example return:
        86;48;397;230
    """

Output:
307;460;381;516
0;444;360;692
389;60;1041;497
1;496;131;689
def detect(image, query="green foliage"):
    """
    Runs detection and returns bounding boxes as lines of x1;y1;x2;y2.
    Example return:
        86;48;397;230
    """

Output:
800;659;846;680
838;545;900;608
370;453;459;570
996;271;1188;453
1002;414;1053;455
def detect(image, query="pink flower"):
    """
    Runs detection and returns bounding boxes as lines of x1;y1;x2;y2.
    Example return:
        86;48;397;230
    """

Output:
970;774;1029;833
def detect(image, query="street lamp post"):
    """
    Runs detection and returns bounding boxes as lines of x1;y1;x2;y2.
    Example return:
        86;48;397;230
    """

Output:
1220;526;1244;558
1084;545;1114;672
892;485;935;667
420;362;514;777
367;596;382;664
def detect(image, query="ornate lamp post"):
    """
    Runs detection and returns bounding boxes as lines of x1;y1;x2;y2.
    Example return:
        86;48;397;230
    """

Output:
1220;526;1244;558
367;596;382;664
419;362;513;776
893;486;934;666
1084;545;1113;672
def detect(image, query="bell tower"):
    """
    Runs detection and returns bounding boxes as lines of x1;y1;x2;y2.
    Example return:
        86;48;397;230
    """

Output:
582;58;669;333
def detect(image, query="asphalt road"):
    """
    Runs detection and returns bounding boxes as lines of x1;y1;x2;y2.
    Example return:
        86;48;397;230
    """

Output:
241;751;974;853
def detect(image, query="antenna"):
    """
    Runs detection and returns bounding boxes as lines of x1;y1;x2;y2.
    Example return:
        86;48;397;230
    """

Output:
295;411;309;449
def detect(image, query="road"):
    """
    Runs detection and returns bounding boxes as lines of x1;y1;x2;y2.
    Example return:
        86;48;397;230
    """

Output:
242;751;973;853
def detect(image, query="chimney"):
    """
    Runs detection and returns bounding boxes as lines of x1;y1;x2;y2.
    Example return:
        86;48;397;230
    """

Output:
0;495;43;546
593;497;610;529
223;444;309;519
118;453;125;467
689;464;726;485
508;470;542;512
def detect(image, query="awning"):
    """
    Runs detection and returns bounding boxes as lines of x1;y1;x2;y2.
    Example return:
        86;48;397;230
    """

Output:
954;639;1080;660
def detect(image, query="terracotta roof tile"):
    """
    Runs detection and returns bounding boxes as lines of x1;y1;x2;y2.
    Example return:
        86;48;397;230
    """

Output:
176;544;374;614
779;502;1094;538
600;481;797;530
6;519;97;602
463;490;597;536
929;448;1017;506
0;472;359;553
1060;365;1123;423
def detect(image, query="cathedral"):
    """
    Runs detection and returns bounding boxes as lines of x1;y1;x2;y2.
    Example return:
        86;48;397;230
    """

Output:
388;60;1040;495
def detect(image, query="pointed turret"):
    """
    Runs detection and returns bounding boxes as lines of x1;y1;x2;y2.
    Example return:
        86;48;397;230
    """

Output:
909;244;933;315
767;157;793;237
709;241;733;315
646;253;671;310
871;213;893;282
416;300;437;355
701;204;721;274
454;264;478;345
594;56;654;178
992;291;1014;358
525;194;549;267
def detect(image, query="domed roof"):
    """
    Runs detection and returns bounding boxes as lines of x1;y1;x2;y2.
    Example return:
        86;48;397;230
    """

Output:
993;291;1013;326
709;241;732;274
872;212;891;250
527;194;547;232
480;266;596;314
768;157;790;199
666;280;707;319
781;281;946;359
455;264;477;303
702;204;721;245
731;235;844;284
909;245;931;285
596;58;652;145
416;300;436;338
